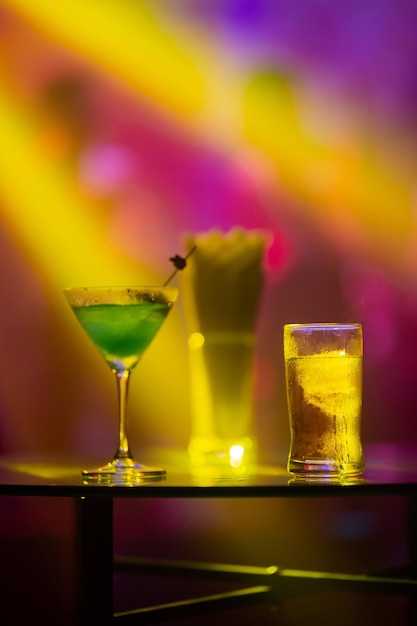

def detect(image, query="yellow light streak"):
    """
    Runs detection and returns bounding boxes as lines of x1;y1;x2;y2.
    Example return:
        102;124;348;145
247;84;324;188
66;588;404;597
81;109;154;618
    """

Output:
2;0;206;118
0;85;148;287
242;72;415;272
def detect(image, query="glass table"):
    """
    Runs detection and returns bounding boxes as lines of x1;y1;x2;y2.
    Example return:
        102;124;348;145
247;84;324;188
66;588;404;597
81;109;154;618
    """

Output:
0;454;416;625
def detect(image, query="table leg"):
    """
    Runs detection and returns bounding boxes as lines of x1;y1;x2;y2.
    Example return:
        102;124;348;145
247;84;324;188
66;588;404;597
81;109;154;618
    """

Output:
406;493;417;624
75;496;114;625
407;494;417;576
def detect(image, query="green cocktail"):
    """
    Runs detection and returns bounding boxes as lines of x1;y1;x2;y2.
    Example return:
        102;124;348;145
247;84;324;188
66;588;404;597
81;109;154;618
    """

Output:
64;286;178;483
73;301;172;371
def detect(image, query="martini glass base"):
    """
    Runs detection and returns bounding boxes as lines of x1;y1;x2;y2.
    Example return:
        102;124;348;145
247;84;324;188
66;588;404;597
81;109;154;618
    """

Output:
82;458;166;485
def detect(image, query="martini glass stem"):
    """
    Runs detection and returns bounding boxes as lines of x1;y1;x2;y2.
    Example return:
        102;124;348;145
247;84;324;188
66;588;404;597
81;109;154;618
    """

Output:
114;369;132;461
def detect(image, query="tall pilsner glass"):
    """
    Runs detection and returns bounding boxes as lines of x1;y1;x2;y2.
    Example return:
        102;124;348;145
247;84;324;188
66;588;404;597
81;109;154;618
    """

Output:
180;228;268;477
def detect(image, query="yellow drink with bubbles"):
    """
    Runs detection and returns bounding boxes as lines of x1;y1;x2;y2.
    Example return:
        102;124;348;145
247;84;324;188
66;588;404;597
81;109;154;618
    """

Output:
284;324;364;480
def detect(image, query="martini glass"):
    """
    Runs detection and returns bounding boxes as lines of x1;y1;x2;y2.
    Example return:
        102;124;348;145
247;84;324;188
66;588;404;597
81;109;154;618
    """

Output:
64;286;178;484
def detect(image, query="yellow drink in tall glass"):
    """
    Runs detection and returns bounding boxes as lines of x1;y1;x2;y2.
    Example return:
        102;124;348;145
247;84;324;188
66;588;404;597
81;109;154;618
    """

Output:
284;323;364;480
187;331;257;472
181;229;268;477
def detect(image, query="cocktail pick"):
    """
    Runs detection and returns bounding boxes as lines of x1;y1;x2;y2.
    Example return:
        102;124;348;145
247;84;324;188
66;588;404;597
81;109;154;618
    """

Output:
164;245;196;286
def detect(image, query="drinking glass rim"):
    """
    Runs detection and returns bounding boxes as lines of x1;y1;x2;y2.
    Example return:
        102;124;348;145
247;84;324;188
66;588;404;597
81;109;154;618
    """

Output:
63;285;178;291
284;322;361;330
63;285;179;307
284;322;363;336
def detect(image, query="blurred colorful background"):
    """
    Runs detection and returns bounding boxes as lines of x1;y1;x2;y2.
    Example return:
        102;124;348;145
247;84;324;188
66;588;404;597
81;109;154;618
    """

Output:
1;0;417;623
